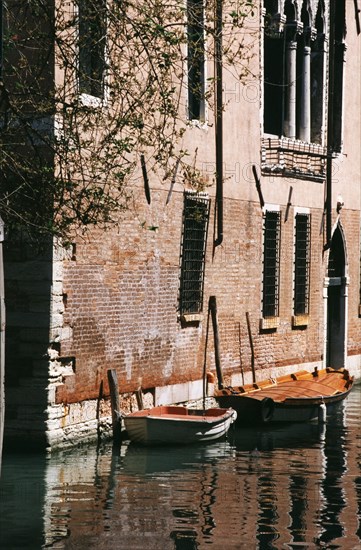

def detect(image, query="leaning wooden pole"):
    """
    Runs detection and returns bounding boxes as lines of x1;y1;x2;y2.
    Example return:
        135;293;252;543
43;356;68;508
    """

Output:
107;369;121;442
202;304;211;410
209;296;224;389
246;312;256;384
0;215;5;476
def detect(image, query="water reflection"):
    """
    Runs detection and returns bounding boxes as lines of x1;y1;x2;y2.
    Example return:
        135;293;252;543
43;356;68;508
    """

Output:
121;440;234;475
0;385;360;549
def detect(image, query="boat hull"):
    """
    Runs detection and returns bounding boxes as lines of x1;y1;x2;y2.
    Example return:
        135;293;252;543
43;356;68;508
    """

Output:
214;368;353;425
123;406;237;445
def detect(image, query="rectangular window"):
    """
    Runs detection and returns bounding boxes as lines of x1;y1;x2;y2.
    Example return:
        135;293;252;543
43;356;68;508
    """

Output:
78;0;106;98
294;213;311;315
331;0;346;152
263;30;283;136
262;210;281;318
187;0;205;121
179;192;210;315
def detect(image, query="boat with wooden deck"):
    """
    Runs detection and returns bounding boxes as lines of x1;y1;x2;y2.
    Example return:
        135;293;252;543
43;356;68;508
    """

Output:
123;405;237;445
214;367;354;425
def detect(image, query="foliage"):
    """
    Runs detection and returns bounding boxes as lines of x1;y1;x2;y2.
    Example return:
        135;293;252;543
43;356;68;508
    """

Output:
0;0;255;240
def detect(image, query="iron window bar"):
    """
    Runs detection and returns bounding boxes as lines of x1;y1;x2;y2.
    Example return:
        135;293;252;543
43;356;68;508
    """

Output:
179;192;210;315
294;213;311;315
262;210;281;318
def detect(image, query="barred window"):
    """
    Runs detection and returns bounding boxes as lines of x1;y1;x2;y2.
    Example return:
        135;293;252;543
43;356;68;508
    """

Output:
262;210;281;318
78;0;106;98
179;192;210;315
294;213;311;315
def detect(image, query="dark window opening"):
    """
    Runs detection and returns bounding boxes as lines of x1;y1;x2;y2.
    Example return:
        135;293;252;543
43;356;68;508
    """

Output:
294;213;311;315
264;33;284;136
78;0;106;98
310;2;325;144
295;30;304;137
187;0;205;121
179;193;210;315
328;226;346;278
332;0;346;152
262;210;281;318
263;0;326;144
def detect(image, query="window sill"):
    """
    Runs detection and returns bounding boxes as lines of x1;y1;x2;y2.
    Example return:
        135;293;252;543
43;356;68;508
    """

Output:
187;118;208;130
260;316;279;330
261;136;327;182
79;93;105;109
292;314;309;327
180;313;203;324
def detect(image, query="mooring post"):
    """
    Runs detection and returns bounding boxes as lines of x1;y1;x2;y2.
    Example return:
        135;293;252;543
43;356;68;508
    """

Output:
246;312;256;384
209;296;224;389
107;369;122;442
135;387;144;411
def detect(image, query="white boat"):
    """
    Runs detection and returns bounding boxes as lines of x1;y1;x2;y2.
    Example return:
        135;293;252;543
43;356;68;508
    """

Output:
123;405;237;445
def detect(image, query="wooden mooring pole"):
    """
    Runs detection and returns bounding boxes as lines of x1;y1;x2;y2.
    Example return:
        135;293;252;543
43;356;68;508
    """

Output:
135;387;144;411
107;369;122;442
246;312;256;384
209;296;224;389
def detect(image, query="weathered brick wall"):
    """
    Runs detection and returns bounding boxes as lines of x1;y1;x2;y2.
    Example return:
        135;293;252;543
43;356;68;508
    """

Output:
4;188;360;448
205;200;327;382
56;188;206;404
3;0;361;449
53;186;360;411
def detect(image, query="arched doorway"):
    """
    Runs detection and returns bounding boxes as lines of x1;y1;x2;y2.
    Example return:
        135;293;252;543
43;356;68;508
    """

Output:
324;223;348;369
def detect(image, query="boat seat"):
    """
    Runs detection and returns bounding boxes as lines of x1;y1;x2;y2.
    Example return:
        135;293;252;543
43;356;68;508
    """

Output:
254;380;277;389
291;371;312;380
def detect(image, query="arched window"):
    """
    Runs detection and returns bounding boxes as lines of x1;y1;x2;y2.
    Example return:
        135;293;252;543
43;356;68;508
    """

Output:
263;0;339;147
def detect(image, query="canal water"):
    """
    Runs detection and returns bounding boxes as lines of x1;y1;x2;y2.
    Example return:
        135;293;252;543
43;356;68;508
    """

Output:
1;384;360;549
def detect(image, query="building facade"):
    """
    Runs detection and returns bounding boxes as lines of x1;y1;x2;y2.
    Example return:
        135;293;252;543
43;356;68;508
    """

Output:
3;0;361;449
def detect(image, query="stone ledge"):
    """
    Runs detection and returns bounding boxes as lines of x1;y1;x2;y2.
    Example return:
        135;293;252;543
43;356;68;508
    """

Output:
260;316;279;330
292;314;309;327
261;137;327;182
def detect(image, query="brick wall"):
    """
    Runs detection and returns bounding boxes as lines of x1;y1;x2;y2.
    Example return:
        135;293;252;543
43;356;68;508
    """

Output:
4;184;360;448
54;187;361;408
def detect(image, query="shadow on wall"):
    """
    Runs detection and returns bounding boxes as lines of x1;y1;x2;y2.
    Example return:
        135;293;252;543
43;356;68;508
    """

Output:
3;233;53;450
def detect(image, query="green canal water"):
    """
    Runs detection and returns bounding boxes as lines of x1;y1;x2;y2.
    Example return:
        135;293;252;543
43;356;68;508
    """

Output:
1;384;360;549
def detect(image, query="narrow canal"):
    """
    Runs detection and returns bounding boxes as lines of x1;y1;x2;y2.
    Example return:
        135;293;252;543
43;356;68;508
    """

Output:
1;384;360;549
